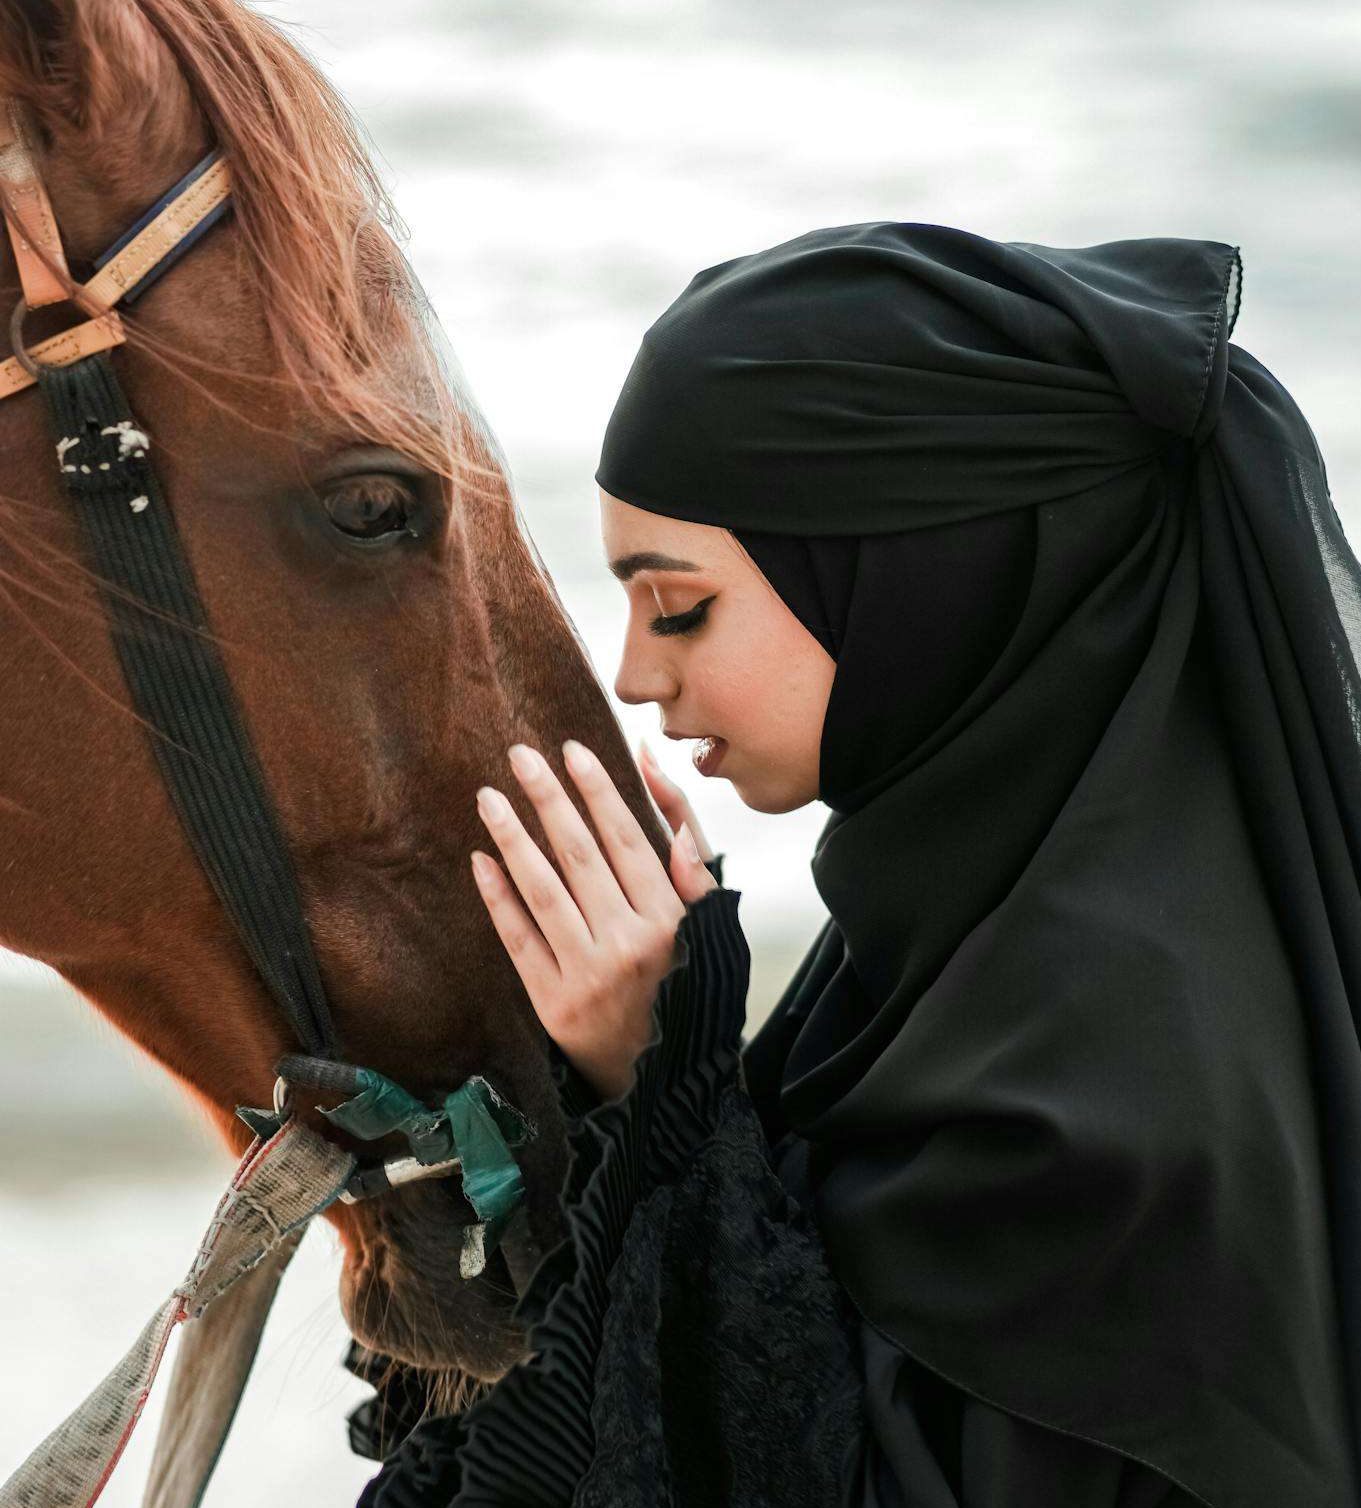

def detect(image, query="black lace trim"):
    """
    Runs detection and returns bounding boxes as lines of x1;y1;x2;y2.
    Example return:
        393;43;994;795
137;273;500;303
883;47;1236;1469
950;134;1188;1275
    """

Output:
344;1341;435;1464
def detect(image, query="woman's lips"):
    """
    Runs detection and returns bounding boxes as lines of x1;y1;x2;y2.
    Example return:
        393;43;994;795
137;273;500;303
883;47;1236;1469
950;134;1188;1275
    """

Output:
692;735;728;776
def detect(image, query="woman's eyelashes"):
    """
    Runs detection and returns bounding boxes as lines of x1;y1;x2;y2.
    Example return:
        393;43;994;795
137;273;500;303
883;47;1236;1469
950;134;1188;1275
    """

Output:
648;593;717;638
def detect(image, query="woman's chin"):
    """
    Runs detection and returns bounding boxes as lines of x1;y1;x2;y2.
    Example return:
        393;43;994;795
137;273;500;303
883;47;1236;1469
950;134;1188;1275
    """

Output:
729;766;819;815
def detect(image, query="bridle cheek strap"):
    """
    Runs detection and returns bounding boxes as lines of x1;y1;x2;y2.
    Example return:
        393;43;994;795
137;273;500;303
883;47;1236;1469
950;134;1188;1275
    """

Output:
0;98;71;309
0;103;337;1059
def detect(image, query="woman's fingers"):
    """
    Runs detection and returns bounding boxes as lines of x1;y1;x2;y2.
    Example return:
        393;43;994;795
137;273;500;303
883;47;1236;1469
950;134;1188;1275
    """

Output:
638;739;715;861
563;739;684;920
669;822;719;905
475;784;594;964
506;743;631;937
469;850;560;1000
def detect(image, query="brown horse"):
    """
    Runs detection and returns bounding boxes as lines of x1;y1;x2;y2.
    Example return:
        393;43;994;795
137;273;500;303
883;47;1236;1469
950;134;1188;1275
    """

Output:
0;0;664;1397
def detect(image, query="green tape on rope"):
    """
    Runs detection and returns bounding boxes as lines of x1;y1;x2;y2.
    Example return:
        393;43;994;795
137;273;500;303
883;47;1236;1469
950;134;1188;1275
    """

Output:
443;1076;532;1248
319;1069;536;1267
320;1070;451;1161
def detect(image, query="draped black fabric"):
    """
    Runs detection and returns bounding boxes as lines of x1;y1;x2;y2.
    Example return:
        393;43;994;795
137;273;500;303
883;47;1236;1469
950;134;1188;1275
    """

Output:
727;529;858;658
595;223;1361;1507
733;515;1036;808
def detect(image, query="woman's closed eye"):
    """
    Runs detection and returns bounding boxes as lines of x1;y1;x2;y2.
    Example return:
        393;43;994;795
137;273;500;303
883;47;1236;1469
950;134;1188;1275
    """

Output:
649;593;717;638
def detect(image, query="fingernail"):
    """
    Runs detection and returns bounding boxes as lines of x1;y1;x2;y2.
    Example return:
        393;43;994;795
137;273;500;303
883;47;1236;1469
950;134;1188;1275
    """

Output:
677;821;701;865
563;739;594;777
638;738;656;767
508;744;543;781
477;786;510;822
470;850;497;884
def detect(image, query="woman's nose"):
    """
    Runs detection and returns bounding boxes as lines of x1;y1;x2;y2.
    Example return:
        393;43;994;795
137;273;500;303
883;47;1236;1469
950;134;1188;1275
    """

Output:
614;634;677;707
614;662;669;706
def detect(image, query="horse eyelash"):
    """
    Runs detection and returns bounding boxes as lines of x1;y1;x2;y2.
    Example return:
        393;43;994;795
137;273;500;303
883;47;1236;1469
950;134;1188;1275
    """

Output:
648;594;716;638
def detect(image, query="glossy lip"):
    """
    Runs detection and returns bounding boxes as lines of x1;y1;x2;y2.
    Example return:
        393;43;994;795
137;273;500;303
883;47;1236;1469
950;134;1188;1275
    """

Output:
693;735;727;777
662;727;713;741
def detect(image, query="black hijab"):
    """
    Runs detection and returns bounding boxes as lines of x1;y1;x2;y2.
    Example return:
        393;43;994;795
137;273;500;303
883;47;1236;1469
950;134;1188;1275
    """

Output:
595;223;1361;1508
734;515;1036;808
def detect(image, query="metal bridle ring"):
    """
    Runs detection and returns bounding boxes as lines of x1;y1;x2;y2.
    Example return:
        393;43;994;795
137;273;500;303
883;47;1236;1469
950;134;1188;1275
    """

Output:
9;296;44;380
272;1074;294;1121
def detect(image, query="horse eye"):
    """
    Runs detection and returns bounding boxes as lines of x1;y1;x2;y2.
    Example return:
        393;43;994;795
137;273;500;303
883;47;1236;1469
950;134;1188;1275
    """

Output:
324;476;416;541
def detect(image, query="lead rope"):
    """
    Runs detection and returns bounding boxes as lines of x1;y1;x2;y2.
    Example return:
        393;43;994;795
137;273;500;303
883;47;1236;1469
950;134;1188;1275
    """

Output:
0;1119;356;1508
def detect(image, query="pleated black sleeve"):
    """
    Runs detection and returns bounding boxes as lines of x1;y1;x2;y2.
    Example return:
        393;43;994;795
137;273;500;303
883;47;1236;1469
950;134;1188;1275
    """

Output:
355;880;1202;1508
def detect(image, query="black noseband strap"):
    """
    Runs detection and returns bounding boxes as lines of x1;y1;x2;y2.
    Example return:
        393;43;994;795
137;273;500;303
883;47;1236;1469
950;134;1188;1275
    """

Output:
40;353;339;1060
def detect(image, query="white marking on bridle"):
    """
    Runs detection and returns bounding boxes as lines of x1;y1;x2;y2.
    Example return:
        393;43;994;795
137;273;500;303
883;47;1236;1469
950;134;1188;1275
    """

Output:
100;420;150;459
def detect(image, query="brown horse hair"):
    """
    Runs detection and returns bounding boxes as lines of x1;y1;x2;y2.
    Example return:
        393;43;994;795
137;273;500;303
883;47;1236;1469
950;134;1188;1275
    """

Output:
0;0;517;728
0;0;509;493
0;0;526;805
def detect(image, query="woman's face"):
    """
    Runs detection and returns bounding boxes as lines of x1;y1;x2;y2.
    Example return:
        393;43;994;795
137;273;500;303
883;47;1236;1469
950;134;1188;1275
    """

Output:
600;488;836;814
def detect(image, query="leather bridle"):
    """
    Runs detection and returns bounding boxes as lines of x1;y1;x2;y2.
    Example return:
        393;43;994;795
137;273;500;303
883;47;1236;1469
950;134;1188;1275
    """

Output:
0;100;535;1234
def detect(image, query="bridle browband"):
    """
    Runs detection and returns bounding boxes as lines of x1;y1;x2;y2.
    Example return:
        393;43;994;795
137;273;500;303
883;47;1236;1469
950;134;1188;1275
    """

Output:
0;102;231;398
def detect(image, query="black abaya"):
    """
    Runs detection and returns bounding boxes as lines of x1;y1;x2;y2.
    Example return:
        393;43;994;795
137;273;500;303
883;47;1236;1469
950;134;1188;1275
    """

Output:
597;224;1361;1506
357;883;1202;1507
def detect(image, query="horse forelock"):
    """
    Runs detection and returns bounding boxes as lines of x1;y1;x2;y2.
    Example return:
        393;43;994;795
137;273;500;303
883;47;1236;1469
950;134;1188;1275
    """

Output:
0;0;501;490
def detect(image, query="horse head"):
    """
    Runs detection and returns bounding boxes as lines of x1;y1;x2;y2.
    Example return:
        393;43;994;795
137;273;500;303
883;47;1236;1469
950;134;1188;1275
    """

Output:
0;0;663;1391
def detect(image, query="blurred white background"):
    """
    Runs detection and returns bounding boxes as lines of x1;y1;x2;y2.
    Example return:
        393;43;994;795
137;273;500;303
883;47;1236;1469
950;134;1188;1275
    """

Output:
3;0;1359;1500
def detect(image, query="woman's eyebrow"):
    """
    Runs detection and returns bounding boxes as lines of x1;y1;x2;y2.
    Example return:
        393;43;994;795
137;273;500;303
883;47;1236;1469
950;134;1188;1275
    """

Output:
608;551;702;581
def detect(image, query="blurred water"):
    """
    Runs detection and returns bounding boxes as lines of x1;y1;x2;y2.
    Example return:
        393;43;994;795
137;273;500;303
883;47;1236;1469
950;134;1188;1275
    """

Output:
3;0;1360;1500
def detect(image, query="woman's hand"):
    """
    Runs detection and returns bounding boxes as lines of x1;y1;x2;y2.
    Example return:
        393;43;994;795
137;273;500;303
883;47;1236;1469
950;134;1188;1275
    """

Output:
471;739;716;1102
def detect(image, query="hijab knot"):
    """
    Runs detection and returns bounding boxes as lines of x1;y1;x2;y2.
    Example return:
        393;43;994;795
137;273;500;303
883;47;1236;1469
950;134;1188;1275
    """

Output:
599;224;1244;536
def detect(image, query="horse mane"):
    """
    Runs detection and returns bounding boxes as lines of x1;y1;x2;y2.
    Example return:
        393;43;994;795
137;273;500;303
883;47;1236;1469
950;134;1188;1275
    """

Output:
150;0;492;476
4;0;500;483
